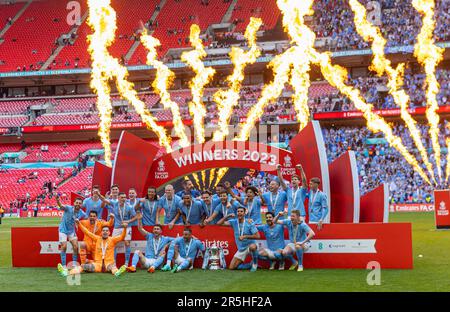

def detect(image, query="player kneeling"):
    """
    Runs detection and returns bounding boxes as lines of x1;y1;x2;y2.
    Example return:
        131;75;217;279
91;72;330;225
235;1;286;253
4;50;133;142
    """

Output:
218;206;261;272
161;227;205;273
275;210;315;272
127;212;174;273
60;220;128;277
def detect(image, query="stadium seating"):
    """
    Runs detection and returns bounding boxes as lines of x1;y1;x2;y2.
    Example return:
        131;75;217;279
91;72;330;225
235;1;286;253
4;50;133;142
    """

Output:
230;0;280;32
0;1;75;72
22;142;104;163
56;167;94;197
130;0;232;64
0;2;24;31
0;168;69;208
0;116;28;127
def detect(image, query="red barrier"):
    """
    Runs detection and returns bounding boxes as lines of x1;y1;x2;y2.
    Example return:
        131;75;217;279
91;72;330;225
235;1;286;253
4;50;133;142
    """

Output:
92;162;112;195
112;132;160;197
11;223;413;269
360;184;389;223
329;151;360;223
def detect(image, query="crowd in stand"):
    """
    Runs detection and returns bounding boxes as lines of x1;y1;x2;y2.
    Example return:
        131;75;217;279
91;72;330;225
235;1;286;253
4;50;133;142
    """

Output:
311;0;450;51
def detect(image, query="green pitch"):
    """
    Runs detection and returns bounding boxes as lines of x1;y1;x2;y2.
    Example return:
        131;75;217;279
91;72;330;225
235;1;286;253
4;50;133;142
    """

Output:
0;213;449;292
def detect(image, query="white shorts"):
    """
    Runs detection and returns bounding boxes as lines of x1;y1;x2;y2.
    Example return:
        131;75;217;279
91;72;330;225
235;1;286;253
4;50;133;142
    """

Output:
174;255;193;269
286;241;311;251
112;227;132;241
59;232;77;242
142;258;158;269
262;248;277;260
234;245;257;261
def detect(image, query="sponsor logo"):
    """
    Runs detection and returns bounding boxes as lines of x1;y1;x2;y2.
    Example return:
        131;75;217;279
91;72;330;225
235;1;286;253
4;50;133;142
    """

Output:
284;155;292;168
438;201;449;216
155;159;169;179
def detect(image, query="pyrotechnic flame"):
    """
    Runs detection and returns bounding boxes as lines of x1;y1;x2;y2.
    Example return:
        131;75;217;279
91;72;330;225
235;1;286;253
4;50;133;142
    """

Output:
181;25;216;144
412;0;444;182
349;0;436;184
141;32;190;147
87;0;172;166
213;168;229;188
270;0;432;185
192;173;201;190
236;49;293;141
212;17;262;142
201;170;206;190
237;0;316;140
279;0;315;132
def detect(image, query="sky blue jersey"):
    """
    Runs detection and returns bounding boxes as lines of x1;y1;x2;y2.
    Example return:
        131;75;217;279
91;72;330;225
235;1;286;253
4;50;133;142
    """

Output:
257;224;286;251
144;233;174;259
229;218;258;251
58;205;87;234
158;195;183;224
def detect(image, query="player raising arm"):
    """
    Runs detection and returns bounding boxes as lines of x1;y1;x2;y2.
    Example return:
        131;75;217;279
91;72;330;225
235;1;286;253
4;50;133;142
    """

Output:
78;210;114;264
217;206;260;272
55;195;86;271
274;210;315;272
62;220;128;277
127;212;174;273
277;164;307;217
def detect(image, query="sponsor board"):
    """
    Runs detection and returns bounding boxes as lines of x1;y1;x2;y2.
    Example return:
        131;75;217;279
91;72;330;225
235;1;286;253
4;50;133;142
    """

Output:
389;204;434;212
12;223;413;269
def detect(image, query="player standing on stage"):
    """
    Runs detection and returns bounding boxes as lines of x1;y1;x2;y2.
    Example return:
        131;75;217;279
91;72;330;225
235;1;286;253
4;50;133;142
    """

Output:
127;212;174;273
277;164;307;216
134;187;159;226
262;176;288;216
157;184;183;228
256;212;286;270
176;179;201;198
199;190;217;225
204;191;240;225
275;210;315;271
98;192;137;265
239;186;264;225
55;195;86;270
63;220;128;277
127;188;139;227
162;227;205;273
218;206;260;272
78;210;114;264
82;186;106;219
306;177;329;230
178;193;206;226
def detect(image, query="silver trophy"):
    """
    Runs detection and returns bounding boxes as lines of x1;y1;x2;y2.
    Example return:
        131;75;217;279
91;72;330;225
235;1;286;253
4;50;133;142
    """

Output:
202;244;227;270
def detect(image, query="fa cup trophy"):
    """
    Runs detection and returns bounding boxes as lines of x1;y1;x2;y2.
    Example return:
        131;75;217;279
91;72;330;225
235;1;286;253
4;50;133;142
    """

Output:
202;244;227;270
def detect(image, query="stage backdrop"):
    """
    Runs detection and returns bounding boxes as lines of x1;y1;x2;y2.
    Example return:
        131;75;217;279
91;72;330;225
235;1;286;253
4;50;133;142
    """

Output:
11;223;413;269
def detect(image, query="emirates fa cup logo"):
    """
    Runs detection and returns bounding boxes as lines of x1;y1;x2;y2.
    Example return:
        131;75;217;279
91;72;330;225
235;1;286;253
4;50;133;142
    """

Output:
284;155;292;168
158;160;166;172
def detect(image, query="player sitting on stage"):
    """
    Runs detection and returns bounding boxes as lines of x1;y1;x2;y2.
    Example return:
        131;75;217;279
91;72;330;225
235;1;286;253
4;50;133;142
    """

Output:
56;195;86;272
218;206;260;272
275;210;315;272
63;220;128;277
162;227;205;273
78;210;114;264
127;212;174;273
256;212;286;270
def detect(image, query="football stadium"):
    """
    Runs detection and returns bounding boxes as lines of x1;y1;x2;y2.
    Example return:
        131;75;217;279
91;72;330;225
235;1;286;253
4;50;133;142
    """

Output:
0;0;449;294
